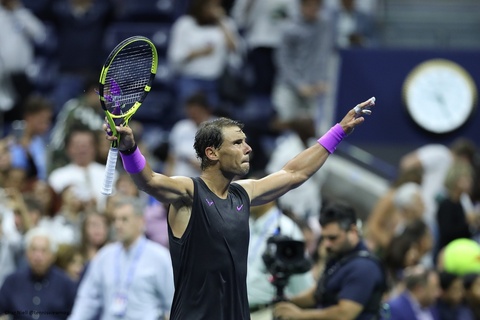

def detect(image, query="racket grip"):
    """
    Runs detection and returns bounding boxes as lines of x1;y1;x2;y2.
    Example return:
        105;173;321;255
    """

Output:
101;147;119;195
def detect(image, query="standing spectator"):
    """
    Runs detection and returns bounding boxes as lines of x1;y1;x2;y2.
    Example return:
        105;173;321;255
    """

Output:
47;0;115;113
168;0;242;111
385;265;441;320
365;166;423;255
0;0;47;120
247;172;314;320
68;197;174;320
272;0;334;124
273;202;386;320
48;127;117;211
0;227;77;319
432;271;474;320
231;0;298;95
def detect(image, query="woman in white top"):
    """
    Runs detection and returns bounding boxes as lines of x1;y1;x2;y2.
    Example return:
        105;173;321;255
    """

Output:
168;0;242;111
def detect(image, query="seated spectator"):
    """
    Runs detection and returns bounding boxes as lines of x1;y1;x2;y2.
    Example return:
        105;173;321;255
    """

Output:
432;271;474;320
48;127;117;212
436;161;479;252
55;244;85;283
0;227;77;319
385;265;441;320
8;95;53;184
80;211;110;264
463;273;480;320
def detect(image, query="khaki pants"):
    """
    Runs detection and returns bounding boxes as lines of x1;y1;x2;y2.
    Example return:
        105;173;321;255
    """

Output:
250;306;273;320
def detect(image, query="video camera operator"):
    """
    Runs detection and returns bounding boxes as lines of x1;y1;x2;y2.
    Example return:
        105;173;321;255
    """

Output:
274;202;386;320
248;171;314;320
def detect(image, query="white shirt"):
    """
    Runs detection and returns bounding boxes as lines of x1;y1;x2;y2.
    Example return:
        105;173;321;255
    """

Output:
168;118;202;177
232;0;298;48
69;236;174;320
48;162;117;211
168;15;240;79
247;206;314;305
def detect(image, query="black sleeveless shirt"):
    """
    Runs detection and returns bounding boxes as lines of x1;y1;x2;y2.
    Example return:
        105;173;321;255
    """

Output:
168;177;251;320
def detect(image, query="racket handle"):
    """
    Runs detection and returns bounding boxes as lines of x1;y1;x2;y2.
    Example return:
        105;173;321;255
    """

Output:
101;147;119;195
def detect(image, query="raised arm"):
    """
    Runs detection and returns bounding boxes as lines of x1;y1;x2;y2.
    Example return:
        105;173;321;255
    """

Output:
104;125;193;204
237;97;375;206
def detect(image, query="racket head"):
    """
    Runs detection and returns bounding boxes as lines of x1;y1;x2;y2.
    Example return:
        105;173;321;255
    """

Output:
98;36;158;125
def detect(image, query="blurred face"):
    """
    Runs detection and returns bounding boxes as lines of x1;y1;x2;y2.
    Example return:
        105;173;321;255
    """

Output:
457;175;473;194
466;276;480;302
0;140;11;171
406;193;425;221
26;110;52;135
116;176;138;197
215;126;252;178
85;214;108;247
301;0;321;22
66;132;96;167
419;272;441;308
442;277;465;306
113;204;143;247
27;236;54;276
322;223;355;258
66;253;84;281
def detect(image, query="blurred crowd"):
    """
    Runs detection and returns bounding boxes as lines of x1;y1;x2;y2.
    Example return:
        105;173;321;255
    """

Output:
1;0;480;319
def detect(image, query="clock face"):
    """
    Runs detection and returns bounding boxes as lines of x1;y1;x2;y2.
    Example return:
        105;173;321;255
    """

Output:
403;59;477;134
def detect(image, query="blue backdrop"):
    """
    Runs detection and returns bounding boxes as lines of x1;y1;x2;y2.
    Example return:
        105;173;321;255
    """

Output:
335;49;480;165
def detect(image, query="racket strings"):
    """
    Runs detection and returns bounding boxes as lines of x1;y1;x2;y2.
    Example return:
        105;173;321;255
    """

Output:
103;42;154;115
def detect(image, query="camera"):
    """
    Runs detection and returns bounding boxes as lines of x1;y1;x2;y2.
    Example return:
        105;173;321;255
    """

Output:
262;234;311;277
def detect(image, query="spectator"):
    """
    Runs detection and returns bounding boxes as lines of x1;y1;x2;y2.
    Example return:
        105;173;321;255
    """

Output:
231;0;297;95
0;0;47;120
168;0;242;111
247;172;314;319
436;161;478;252
385;265;441;320
331;0;377;49
0;212;16;288
55;244;85;283
8;95;53;184
272;0;334;124
79;211;109;264
432;271;474;320
400;138;477;232
464;273;480;320
274;202;386;320
165;91;216;178
48;77;104;172
365;166;423;255
68;197;174;320
0;227;77;319
48;127;117;212
47;0;115;113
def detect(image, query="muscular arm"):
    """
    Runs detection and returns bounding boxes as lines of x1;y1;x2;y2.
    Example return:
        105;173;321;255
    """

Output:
274;299;363;320
238;98;374;205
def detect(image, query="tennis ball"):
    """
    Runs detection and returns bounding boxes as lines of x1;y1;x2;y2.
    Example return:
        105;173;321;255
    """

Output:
443;238;480;275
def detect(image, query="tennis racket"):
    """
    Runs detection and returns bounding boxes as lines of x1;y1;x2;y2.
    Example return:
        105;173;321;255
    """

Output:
98;36;158;195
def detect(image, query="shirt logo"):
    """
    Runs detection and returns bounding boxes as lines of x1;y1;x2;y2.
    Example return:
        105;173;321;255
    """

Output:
206;199;214;206
236;204;243;211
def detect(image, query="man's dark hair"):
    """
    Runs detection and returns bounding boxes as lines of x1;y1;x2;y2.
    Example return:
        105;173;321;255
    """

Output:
185;91;211;110
463;273;480;291
404;266;434;291
194;117;244;170
439;271;459;291
319;202;357;230
23;95;53;116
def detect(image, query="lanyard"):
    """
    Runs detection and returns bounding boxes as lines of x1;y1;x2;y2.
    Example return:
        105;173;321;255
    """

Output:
114;237;146;293
248;208;280;265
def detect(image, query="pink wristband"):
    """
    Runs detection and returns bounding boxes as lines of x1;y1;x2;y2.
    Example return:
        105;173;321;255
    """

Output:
317;124;346;154
120;147;146;174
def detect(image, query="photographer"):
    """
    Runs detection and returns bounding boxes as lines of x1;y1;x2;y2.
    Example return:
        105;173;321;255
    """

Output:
248;172;314;320
274;202;386;320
